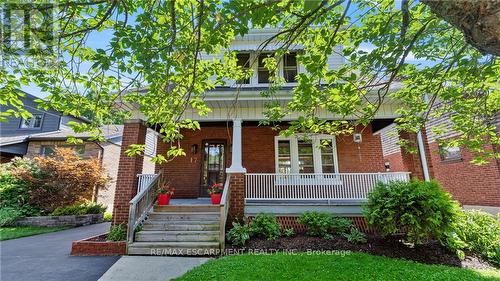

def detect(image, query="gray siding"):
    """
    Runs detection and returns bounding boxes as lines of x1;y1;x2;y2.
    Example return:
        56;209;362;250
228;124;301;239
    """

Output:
380;124;401;157
0;94;62;137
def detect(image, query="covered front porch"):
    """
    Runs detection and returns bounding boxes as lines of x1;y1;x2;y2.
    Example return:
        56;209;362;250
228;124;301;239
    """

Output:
130;117;420;219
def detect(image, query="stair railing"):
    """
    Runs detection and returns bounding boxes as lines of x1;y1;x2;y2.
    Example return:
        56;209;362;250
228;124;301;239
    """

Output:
219;175;231;252
127;172;161;244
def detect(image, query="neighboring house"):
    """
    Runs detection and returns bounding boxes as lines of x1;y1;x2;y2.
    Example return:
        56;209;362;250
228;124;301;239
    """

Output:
381;112;500;213
0;92;158;212
111;28;429;255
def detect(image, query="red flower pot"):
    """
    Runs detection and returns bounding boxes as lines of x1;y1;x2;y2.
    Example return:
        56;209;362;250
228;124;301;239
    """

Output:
157;194;171;205
211;193;222;205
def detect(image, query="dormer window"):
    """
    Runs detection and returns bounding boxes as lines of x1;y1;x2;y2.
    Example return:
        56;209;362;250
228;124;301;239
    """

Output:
283;52;297;82
20;114;43;129
258;53;274;83
236;53;250;84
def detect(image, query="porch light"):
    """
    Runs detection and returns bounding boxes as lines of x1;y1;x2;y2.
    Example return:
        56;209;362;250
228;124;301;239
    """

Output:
353;133;362;143
191;144;198;154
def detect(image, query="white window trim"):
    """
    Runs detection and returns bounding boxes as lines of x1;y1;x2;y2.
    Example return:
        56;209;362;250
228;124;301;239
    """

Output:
274;134;339;174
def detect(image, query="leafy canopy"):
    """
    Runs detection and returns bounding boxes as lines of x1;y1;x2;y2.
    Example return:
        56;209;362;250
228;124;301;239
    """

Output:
1;0;498;163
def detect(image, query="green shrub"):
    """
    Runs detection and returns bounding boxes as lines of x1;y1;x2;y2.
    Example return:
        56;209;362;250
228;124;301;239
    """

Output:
342;228;367;244
103;212;112;222
364;180;461;245
250;213;281;240
443;210;500;265
50;202;106;216
283;228;295;237
107;224;126;241
298;211;335;239
0;207;22;226
227;222;252;246
331;217;353;235
0;168;39;216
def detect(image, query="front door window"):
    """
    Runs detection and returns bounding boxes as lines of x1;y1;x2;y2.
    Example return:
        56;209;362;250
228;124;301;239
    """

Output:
201;141;226;197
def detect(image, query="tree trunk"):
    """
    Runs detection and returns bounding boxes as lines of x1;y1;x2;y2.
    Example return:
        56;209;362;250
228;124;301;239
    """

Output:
423;0;500;56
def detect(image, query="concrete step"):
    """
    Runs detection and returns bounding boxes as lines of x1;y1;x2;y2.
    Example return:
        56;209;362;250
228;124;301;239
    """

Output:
154;204;219;213
135;230;219;242
128;241;220;256
142;222;219;231
147;212;220;221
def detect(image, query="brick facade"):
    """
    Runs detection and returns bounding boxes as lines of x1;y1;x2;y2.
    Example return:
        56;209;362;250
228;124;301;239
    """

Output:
427;142;500;207
112;120;147;225
26;140;103;159
157;123;388;199
336;125;386;173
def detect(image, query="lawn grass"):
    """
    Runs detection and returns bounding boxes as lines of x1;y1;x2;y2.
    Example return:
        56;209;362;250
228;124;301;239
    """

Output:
0;226;72;241
175;252;500;281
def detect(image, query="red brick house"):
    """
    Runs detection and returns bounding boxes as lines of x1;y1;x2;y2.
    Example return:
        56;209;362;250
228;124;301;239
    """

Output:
111;28;431;255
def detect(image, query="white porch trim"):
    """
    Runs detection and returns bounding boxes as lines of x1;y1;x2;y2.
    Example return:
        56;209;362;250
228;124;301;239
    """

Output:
226;118;247;173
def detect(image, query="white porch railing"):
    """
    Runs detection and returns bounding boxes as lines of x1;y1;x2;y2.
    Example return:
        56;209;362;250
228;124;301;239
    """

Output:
137;174;158;193
245;172;411;200
128;173;161;244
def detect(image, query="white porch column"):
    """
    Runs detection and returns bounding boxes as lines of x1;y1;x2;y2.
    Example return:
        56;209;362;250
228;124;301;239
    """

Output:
226;119;246;173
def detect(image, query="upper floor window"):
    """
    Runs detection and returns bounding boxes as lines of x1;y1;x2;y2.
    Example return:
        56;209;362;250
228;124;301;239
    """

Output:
283;52;298;82
20;114;43;129
236;53;251;84
258;53;274;83
439;145;461;161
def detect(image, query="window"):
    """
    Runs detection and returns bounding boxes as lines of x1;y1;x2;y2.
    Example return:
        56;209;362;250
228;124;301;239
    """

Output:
40;145;85;156
258;53;274;83
20;114;43;129
236;53;251;84
283;52;297;82
439;145;461;161
277;140;292;173
275;135;338;174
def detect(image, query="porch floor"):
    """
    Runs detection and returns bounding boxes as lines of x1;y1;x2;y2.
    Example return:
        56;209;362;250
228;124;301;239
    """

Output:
170;198;211;205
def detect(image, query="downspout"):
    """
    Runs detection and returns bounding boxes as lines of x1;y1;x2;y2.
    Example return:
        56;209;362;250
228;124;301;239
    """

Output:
416;130;430;181
418;94;431;182
92;141;105;202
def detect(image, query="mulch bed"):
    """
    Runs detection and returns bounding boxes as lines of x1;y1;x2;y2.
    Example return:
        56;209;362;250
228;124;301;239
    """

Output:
227;234;497;270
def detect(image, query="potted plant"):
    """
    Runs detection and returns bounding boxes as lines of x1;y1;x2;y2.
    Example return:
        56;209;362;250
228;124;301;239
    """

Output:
208;183;223;204
157;185;175;205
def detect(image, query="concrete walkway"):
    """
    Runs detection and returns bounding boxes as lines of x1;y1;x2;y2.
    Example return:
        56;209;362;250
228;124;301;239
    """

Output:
98;256;211;281
0;222;120;281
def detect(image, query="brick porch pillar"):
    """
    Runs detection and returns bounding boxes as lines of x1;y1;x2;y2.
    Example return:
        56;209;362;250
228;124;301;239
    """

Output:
112;119;147;226
399;129;433;181
228;173;245;222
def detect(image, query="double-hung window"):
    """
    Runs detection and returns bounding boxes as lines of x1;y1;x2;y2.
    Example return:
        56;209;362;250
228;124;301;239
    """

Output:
275;135;338;174
258;53;274;83
236;53;251;84
20;114;43;129
283;52;297;82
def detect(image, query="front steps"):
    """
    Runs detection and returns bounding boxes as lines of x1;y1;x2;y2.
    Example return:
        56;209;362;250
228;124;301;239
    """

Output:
128;204;222;256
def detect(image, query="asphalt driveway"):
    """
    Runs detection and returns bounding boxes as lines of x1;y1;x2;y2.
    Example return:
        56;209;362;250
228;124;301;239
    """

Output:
0;222;120;281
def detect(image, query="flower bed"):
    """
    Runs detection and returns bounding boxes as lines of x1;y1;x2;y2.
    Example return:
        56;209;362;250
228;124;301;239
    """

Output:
15;214;103;227
227;234;497;271
70;233;126;256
